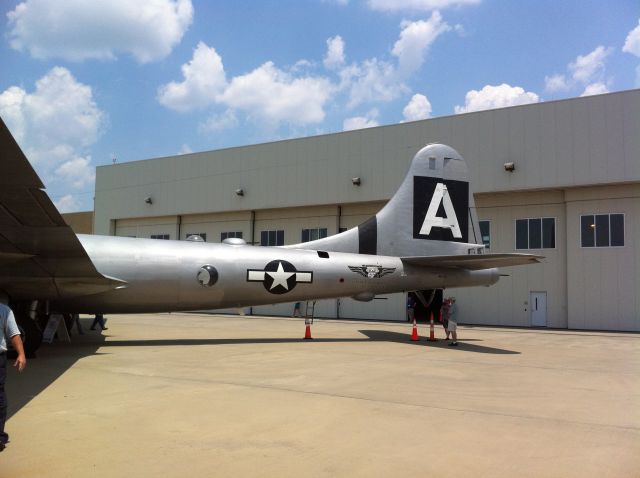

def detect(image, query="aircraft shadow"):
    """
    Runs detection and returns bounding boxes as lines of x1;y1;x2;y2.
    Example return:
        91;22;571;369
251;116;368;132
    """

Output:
359;329;521;355
5;322;518;420
87;329;519;354
6;318;106;420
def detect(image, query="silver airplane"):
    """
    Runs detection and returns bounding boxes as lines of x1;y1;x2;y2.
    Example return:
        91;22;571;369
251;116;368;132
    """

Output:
0;117;540;355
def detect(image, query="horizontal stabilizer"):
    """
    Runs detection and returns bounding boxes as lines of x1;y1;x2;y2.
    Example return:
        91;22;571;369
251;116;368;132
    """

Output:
401;253;543;270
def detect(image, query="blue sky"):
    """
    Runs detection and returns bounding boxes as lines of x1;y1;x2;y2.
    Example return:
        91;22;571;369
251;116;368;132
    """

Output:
1;0;639;212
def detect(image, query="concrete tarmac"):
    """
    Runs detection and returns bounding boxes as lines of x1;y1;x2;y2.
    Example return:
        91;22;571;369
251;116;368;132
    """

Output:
1;313;639;477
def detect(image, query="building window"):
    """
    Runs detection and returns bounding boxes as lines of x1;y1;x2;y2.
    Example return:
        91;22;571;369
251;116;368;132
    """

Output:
150;234;170;240
187;233;207;241
260;230;284;246
580;214;624;248
301;228;328;243
221;231;242;241
479;220;490;249
515;218;555;250
338;227;347;234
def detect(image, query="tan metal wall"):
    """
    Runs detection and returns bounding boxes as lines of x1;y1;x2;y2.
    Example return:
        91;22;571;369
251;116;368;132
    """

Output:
94;90;640;330
565;184;640;331
62;211;94;234
455;191;568;328
95;91;640;235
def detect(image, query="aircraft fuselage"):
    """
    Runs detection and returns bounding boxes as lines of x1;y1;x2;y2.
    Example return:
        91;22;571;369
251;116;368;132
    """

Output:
52;235;499;313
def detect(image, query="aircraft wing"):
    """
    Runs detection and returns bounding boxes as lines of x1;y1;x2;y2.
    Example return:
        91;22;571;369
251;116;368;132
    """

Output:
401;253;542;271
0;117;123;300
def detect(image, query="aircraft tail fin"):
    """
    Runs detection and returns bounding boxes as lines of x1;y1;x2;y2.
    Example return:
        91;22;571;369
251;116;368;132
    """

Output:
291;143;484;257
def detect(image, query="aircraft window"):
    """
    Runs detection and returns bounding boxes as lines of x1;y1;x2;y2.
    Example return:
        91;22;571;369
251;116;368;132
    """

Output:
580;213;624;248
302;228;328;242
150;234;170;240
221;231;242;242
317;251;330;258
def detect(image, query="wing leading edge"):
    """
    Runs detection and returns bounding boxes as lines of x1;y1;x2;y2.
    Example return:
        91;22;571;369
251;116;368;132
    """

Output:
401;253;543;271
0;116;124;300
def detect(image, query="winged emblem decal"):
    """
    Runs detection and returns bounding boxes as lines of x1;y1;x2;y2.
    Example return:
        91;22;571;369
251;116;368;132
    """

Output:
348;265;396;279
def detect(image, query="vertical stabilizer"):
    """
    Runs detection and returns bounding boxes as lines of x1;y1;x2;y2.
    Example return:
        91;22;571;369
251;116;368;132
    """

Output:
291;143;482;257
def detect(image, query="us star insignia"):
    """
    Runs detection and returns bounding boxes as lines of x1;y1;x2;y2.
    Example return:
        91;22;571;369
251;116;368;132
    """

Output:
247;260;313;294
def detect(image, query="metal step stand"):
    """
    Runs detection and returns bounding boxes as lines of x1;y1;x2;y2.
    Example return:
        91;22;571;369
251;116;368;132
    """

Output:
303;300;316;340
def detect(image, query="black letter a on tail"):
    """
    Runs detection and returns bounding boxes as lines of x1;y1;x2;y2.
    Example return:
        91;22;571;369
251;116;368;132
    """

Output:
413;177;469;242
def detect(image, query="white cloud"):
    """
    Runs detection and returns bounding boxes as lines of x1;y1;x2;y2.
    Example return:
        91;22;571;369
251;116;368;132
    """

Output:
0;67;104;201
343;110;379;131
158;42;227;112
580;82;609;97
178;144;193;155
454;84;539;114
624;20;640;87
402;93;432;121
0;86;28;143
341;58;407;108
338;15;448;108
199;109;239;132
324;35;346;70
54;194;81;213
568;46;612;84
7;0;193;63
623;19;640;57
368;0;480;11
392;12;450;75
220;62;333;125
55;156;95;188
544;74;570;93
159;43;334;126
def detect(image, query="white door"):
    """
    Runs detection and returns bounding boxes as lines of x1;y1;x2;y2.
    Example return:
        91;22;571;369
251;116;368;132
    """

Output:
530;292;547;327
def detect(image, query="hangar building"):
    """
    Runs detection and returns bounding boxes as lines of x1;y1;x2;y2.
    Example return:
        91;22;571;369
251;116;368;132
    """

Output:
94;89;640;331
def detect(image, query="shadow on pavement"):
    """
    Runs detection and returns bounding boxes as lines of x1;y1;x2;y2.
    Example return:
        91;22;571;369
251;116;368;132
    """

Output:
5;321;518;419
6;318;106;420
359;329;521;354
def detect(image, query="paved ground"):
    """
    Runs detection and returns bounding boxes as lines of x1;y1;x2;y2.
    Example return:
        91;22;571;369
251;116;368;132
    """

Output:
1;313;639;477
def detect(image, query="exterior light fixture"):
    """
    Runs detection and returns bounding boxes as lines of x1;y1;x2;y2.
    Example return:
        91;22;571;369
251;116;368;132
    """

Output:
351;177;361;186
504;162;515;172
235;188;244;196
144;197;153;204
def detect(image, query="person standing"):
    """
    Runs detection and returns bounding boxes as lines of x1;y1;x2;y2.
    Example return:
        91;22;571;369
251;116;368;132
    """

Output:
0;303;27;452
447;297;459;346
441;298;451;340
292;302;302;317
406;294;416;322
90;313;108;331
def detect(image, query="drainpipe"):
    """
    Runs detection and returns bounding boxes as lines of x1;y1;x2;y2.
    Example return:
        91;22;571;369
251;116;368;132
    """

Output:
336;205;342;319
250;210;256;245
249;210;256;316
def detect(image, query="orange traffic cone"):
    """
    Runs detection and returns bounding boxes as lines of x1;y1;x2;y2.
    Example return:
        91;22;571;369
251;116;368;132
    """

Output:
304;324;313;340
428;312;437;341
411;319;419;341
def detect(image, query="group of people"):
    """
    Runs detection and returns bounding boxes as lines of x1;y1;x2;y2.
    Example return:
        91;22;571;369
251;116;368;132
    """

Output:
407;293;459;346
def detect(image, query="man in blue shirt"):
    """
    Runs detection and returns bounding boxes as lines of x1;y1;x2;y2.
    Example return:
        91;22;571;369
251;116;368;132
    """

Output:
0;303;26;452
